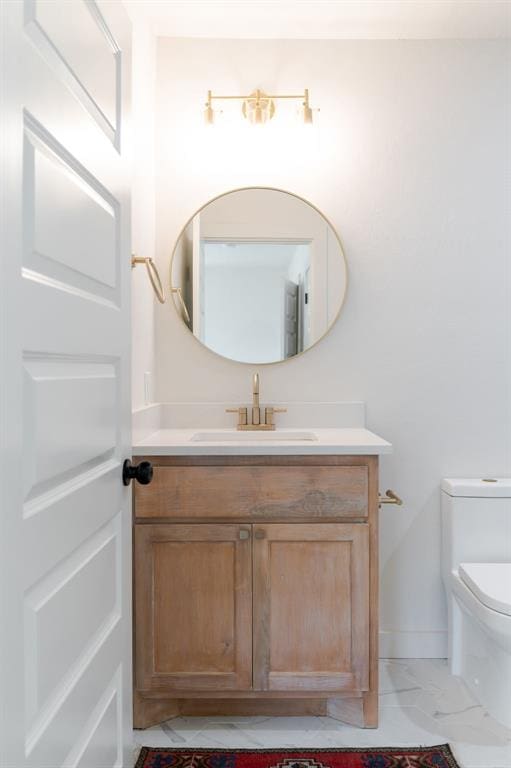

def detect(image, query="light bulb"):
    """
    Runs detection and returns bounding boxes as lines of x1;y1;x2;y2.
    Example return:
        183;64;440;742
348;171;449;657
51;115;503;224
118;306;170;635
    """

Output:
204;104;214;125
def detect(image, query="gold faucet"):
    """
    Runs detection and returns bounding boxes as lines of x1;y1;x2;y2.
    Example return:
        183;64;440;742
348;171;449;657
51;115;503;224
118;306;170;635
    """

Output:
226;373;286;430
252;372;260;425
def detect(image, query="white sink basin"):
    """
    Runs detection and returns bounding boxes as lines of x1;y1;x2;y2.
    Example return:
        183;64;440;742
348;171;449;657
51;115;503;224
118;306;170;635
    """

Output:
190;430;318;442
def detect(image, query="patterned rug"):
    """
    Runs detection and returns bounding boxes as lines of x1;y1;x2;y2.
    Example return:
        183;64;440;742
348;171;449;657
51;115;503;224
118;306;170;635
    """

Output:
135;746;460;768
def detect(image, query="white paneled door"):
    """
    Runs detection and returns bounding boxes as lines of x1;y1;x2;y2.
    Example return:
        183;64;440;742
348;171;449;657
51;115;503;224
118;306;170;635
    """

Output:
1;2;132;767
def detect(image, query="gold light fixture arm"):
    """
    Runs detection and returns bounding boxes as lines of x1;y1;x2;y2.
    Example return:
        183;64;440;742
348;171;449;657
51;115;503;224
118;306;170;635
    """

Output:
378;489;403;506
208;92;309;101
204;88;316;124
131;255;165;304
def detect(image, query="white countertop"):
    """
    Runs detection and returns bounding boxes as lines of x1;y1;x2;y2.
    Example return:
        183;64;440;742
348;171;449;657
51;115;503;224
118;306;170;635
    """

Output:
133;427;392;456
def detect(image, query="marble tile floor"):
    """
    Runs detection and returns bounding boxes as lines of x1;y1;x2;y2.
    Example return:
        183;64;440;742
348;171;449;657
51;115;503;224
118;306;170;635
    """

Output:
133;659;511;768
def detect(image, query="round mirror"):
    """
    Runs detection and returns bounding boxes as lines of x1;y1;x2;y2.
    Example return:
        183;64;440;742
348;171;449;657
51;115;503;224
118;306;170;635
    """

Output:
170;188;347;364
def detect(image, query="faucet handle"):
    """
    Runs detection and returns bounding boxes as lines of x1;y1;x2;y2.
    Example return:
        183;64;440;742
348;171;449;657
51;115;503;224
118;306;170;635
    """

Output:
264;406;287;427
225;407;248;427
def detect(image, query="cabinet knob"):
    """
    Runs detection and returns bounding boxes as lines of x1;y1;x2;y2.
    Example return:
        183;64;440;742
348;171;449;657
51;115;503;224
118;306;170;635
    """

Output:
239;529;250;540
254;530;266;539
122;459;153;487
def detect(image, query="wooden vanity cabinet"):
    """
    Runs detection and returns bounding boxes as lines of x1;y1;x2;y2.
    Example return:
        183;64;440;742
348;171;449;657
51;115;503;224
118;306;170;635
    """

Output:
133;455;379;729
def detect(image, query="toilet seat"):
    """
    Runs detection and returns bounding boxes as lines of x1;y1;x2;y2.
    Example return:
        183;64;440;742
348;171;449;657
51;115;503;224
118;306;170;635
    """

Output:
459;563;511;617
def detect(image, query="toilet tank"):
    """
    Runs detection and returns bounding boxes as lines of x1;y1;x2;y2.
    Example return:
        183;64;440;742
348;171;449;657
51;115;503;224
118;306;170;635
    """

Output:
441;478;511;576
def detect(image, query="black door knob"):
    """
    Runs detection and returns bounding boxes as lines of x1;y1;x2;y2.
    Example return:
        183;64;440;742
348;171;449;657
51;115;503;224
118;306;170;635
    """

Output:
122;459;153;487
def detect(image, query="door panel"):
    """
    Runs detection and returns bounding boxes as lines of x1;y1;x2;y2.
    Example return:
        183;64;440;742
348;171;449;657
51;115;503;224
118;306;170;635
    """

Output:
284;279;299;357
23;358;117;500
28;127;118;290
24;0;121;143
135;524;252;692
1;2;132;766
253;523;369;692
24;521;119;724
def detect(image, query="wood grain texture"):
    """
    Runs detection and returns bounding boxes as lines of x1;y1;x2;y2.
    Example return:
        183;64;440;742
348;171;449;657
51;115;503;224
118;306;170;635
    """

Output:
268;673;357;691
326;696;365;727
134;694;329;727
134;524;252;693
154;541;235;674
365;454;379;727
177;698;328;718
133;454;379;728
134;463;368;521
134;691;369;728
133;690;179;730
138;689;341;700
269;541;352;673
253;523;369;693
134;455;375;467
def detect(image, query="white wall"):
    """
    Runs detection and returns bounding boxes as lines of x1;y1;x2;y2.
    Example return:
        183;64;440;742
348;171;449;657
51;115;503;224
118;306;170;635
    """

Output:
131;24;156;410
153;38;511;656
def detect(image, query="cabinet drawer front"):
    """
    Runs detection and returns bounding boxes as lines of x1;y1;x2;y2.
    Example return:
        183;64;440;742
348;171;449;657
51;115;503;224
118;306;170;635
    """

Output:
135;465;369;520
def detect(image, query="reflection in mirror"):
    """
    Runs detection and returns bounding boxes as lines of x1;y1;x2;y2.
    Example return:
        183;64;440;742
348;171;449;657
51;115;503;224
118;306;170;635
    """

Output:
170;188;347;364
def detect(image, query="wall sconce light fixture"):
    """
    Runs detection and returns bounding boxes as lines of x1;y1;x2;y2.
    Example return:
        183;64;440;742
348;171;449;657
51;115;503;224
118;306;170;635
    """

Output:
204;88;316;125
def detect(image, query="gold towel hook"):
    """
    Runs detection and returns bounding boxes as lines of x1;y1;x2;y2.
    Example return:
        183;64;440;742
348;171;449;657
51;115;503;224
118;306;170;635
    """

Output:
378;489;403;507
131;255;165;304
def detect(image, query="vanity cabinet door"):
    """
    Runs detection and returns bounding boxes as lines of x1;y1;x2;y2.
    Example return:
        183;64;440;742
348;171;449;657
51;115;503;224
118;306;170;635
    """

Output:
253;523;369;693
135;524;252;692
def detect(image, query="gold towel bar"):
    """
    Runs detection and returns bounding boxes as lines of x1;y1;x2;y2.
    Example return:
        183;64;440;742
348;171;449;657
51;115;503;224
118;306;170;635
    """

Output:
131;255;165;304
378;489;403;506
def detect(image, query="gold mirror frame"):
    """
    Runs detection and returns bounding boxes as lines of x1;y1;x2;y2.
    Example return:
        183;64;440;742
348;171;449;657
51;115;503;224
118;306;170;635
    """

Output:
168;186;348;366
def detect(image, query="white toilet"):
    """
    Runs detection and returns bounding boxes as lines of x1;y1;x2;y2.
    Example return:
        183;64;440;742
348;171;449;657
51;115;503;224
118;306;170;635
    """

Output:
441;478;511;728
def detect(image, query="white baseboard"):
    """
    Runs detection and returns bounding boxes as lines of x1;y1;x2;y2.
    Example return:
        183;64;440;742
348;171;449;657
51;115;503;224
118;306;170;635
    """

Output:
379;630;447;659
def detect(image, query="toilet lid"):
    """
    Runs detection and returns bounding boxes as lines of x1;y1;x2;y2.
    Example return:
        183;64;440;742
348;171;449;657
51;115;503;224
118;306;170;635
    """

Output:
459;563;511;616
